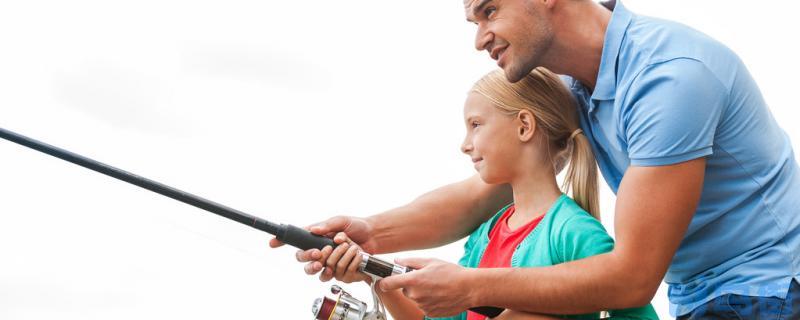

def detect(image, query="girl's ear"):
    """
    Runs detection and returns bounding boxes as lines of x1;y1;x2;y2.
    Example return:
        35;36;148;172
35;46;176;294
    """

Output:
517;110;537;142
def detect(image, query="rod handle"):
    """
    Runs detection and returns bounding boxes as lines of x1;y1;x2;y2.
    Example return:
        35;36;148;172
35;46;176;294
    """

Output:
278;224;504;317
470;306;504;318
278;224;337;251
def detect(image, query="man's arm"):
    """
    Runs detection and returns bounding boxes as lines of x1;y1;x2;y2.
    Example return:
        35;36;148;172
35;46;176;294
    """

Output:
381;158;704;316
476;159;703;313
368;174;512;253
270;174;512;277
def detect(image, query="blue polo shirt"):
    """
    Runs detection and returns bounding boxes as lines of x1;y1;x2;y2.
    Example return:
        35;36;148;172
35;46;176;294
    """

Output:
563;1;800;316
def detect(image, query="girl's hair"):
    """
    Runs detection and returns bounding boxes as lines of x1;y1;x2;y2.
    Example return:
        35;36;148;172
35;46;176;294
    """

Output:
471;67;600;219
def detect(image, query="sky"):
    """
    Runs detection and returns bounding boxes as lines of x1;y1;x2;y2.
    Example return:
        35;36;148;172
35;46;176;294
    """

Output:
0;0;798;318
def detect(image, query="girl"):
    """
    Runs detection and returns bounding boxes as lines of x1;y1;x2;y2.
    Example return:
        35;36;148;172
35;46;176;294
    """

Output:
321;68;658;319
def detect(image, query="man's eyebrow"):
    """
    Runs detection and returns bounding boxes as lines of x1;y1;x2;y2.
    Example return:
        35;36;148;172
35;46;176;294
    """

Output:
473;0;493;17
466;0;492;22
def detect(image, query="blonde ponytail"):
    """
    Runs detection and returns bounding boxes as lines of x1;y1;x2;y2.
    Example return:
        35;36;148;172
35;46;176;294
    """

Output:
562;131;600;219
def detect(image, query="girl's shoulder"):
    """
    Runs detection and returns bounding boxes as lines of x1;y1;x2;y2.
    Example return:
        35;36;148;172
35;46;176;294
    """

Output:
546;194;593;224
547;194;607;235
545;194;615;263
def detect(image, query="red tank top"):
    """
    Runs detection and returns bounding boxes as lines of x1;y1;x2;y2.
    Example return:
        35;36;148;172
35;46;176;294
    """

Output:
466;205;544;320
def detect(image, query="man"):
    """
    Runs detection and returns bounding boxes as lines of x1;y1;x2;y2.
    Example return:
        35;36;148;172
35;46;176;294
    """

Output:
272;0;800;318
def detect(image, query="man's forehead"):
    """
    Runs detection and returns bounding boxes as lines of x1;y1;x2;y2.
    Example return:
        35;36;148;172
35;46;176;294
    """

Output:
464;0;478;23
464;0;492;21
464;0;482;10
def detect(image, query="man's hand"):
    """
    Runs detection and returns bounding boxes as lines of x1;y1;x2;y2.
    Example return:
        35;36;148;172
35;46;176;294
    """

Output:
268;216;376;281
379;257;476;317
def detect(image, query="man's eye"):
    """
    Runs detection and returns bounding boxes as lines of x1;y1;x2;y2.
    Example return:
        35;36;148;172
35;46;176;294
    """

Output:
484;7;496;18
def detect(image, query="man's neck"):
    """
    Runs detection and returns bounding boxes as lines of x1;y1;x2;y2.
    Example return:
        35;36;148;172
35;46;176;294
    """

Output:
541;1;612;91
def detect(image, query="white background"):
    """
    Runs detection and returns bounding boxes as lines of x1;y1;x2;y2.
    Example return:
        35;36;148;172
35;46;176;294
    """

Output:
0;0;798;318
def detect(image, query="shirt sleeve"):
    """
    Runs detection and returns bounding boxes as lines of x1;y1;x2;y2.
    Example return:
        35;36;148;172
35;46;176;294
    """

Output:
557;213;615;262
622;58;727;166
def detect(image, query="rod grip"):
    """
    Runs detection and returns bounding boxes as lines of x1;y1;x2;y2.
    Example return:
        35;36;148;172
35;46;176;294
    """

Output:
279;224;504;317
470;306;504;318
278;224;337;251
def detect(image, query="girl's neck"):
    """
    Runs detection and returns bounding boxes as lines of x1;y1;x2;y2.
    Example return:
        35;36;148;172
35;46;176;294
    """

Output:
507;166;563;230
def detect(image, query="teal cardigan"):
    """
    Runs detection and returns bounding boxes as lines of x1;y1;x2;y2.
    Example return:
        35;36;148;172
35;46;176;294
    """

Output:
426;194;658;319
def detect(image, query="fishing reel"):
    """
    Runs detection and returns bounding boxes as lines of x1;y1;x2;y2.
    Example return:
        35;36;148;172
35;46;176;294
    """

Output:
308;249;406;319
309;250;410;320
311;283;386;320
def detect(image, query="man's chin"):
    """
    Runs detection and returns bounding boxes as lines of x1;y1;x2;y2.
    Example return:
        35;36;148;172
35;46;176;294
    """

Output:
502;64;532;83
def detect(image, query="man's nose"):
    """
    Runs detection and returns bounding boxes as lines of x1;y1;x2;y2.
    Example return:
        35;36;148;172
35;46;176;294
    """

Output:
474;26;492;52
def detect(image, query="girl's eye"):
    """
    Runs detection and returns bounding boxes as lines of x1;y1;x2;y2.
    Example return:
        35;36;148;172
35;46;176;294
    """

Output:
471;121;480;128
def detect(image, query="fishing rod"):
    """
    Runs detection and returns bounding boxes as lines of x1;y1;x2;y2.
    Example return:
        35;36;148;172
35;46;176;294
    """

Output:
0;127;503;318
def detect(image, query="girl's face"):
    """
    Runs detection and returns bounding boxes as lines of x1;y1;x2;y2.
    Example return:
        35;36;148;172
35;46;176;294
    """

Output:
461;92;522;184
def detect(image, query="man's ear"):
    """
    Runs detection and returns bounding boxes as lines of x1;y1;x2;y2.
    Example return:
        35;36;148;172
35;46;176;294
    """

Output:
517;110;537;142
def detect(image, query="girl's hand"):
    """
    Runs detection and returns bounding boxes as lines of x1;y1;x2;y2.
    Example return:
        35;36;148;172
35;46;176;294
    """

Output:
320;232;373;283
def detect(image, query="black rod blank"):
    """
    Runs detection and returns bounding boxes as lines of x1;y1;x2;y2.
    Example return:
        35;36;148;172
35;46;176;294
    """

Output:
0;127;504;317
0;127;335;251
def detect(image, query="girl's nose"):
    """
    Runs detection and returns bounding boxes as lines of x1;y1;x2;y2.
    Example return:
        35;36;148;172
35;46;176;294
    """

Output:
461;139;473;154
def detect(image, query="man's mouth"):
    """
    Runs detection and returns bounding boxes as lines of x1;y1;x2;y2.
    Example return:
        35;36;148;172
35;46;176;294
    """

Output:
490;46;507;61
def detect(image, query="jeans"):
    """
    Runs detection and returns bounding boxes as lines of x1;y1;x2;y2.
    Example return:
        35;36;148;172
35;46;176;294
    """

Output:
677;279;800;320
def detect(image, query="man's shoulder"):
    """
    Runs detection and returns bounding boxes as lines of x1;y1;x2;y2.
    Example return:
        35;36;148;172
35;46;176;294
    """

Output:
623;13;728;63
617;14;740;94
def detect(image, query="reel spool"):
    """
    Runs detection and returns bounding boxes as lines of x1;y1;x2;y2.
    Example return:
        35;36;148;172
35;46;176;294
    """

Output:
312;284;386;320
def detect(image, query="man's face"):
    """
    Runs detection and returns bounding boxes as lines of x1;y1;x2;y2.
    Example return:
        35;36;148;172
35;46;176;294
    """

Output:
465;0;554;83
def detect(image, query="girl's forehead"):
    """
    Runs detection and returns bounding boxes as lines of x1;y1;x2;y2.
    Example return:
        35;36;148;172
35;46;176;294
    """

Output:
463;92;497;115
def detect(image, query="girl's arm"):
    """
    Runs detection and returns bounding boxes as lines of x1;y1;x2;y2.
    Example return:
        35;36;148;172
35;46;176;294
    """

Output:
378;289;565;320
375;287;425;320
491;310;564;320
